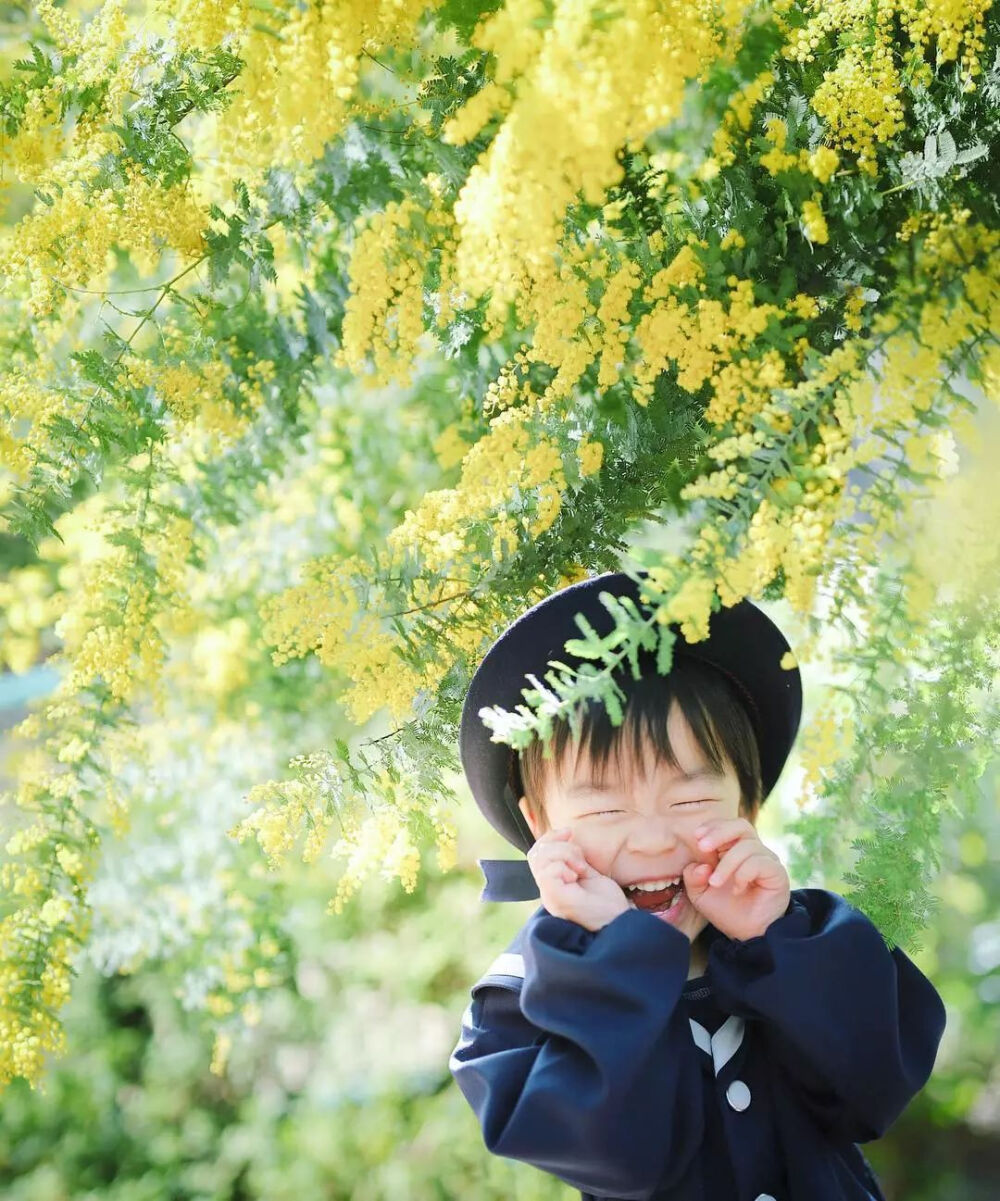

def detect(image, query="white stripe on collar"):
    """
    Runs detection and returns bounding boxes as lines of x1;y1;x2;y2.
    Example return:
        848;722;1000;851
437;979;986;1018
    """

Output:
484;952;525;979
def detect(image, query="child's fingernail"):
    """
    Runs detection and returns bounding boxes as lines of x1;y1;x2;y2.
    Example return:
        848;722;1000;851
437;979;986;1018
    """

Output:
709;872;721;885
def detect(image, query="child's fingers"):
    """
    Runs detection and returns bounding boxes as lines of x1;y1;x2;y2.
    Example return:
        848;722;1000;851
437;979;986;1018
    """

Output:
547;846;590;876
527;829;574;865
720;852;782;894
551;859;591;889
547;834;589;871
532;828;577;858
693;816;758;855
527;831;590;882
682;860;714;899
558;857;588;881
704;839;761;887
731;852;784;893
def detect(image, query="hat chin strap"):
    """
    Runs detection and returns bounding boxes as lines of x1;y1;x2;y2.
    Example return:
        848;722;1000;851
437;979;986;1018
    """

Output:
478;858;541;902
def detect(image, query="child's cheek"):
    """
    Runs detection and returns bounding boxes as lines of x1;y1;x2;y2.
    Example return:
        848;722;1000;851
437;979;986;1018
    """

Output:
582;841;621;886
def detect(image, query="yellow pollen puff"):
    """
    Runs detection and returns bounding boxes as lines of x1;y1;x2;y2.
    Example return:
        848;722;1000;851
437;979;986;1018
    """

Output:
577;438;604;476
801;195;829;245
806;145;841;183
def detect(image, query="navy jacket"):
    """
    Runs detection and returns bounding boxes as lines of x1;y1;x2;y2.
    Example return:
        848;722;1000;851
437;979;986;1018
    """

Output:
449;888;947;1201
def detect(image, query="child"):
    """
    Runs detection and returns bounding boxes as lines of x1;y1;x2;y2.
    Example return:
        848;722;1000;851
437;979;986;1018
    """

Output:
449;569;947;1201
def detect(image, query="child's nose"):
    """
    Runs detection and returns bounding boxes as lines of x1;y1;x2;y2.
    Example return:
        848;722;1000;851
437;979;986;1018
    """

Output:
623;814;684;852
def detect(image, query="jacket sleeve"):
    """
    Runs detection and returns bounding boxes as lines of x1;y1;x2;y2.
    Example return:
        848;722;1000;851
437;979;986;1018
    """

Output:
449;907;705;1199
705;887;948;1144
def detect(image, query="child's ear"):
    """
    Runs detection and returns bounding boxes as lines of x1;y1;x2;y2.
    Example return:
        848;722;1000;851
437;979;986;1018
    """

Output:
517;795;539;839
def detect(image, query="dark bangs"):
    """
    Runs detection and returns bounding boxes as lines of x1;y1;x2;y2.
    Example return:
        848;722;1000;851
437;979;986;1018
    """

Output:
511;652;764;827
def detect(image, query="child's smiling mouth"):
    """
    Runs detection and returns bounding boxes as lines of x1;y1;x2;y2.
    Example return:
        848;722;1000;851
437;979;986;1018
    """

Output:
623;878;686;913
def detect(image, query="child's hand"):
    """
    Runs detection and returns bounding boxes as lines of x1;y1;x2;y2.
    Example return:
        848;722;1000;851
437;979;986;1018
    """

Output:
526;828;631;932
681;818;791;943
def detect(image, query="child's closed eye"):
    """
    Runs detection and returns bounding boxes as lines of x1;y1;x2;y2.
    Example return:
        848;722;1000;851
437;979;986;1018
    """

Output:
586;800;709;815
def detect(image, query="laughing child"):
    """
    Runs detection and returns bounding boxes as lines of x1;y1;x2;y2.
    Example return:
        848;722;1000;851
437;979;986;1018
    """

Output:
449;569;946;1201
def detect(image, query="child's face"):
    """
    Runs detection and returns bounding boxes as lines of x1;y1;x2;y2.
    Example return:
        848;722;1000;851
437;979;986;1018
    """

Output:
517;699;750;945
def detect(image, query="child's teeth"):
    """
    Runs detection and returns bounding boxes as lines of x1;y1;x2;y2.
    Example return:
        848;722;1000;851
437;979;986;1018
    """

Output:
627;877;680;892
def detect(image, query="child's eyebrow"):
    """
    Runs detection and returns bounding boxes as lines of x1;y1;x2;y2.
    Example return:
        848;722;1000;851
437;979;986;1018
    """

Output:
566;767;726;795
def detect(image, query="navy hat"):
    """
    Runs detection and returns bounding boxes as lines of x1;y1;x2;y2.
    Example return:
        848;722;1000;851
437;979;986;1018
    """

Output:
460;568;803;902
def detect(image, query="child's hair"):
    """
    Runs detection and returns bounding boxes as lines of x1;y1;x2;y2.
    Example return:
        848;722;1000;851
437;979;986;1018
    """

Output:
510;651;764;832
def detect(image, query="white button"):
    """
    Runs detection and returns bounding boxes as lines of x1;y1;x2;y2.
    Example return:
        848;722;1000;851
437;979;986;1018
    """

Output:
726;1079;751;1111
754;1195;778;1201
